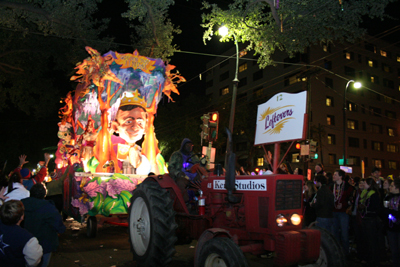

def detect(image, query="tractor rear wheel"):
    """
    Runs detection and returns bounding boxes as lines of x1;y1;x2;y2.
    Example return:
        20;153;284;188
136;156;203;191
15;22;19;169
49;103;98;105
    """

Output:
197;237;249;267
300;226;345;267
128;178;177;267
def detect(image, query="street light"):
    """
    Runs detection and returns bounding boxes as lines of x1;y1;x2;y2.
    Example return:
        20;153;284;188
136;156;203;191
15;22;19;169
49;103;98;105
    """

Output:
218;25;239;134
343;80;362;166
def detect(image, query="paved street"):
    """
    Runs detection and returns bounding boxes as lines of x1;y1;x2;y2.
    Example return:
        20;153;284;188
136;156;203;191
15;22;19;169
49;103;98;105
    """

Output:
49;218;365;267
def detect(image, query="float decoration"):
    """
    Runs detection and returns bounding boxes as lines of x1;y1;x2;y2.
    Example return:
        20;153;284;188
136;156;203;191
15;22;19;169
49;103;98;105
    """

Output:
57;47;184;218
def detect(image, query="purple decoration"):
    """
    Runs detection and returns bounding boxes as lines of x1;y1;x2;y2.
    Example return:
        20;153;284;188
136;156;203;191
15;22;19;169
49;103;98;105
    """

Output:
106;179;138;198
71;198;93;215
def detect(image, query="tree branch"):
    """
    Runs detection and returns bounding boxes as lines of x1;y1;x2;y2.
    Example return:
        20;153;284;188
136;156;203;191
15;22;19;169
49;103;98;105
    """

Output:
142;0;160;47
245;0;280;28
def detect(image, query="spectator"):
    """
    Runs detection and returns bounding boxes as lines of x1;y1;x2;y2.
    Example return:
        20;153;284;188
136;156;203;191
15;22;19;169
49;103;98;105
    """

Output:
371;167;384;196
314;163;324;177
303;180;317;227
331;169;354;257
0;200;43;267
277;163;290;174
325;172;333;187
14;154;50;191
384;178;400;267
4;172;29;201
349;177;365;261
22;183;66;267
311;175;334;234
359;177;383;267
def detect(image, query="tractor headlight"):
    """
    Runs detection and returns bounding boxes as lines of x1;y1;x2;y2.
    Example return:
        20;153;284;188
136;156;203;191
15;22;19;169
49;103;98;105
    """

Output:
276;214;287;227
290;213;302;226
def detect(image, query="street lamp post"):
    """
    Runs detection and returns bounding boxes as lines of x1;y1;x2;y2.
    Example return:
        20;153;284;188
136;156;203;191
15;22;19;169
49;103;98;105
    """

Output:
343;80;361;166
219;26;239;134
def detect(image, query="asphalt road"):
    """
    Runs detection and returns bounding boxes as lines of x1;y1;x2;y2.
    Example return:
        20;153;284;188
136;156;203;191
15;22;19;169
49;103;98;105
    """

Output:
49;218;367;267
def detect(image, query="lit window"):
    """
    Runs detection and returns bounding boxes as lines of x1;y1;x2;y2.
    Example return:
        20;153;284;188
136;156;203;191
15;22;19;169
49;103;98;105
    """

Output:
373;142;382;151
397;55;400;62
389;161;397;170
326;97;333;107
372;159;382;168
346;52;351;60
368;60;374;67
329;154;336;165
388;128;395;137
380;50;387;57
347;120;356;129
239;50;247;57
387;144;398;153
239;63;248;72
221;87;229;95
257;158;264;166
327;115;334;125
292;153;300;163
327;134;335;145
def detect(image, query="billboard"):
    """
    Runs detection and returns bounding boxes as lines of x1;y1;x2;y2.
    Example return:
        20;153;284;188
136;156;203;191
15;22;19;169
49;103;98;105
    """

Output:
255;91;307;145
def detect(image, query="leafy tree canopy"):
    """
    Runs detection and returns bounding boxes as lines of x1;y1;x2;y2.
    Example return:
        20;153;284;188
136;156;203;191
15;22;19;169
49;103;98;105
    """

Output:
201;0;396;68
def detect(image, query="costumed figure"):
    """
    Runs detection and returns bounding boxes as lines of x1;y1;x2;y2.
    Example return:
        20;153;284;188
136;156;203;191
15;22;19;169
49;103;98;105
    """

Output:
110;91;151;175
78;117;101;172
55;122;74;168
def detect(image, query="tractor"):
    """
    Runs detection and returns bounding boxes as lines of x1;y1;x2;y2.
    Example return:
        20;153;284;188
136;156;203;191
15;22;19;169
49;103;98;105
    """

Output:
128;129;345;266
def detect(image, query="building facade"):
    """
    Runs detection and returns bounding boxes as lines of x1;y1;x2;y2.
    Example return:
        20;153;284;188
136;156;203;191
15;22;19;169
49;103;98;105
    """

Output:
205;36;400;177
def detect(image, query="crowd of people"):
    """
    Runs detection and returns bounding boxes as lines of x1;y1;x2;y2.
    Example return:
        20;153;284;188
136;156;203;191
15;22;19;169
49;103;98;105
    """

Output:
0;154;65;267
302;164;400;267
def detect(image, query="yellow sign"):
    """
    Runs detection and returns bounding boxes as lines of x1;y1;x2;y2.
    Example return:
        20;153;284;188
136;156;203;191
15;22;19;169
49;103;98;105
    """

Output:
114;50;156;74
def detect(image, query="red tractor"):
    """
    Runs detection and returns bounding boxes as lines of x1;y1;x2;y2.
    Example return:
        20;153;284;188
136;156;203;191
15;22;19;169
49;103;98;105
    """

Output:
128;130;344;266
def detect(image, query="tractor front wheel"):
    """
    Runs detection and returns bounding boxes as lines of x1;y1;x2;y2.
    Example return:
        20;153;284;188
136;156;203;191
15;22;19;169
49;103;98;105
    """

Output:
128;178;177;267
197;237;249;267
300;226;345;267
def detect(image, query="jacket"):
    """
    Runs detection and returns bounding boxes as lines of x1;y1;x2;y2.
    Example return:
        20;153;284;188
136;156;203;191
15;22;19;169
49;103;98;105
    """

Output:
4;183;30;201
0;220;42;267
330;181;354;213
312;184;334;218
168;138;199;180
21;197;66;253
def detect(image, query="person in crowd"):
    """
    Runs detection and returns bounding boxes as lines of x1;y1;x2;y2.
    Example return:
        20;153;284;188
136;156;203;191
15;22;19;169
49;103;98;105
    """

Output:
371;167;384;195
21;183;65;267
311;175;334;234
0;200;43;267
45;166;71;214
0;187;9;206
293;167;303;176
384;178;400;267
4;172;29;201
325;172;333;187
13;154;51;191
383;177;392;201
330;169;354;257
277;163;290;174
348;177;365;261
303;180;317;227
358;177;382;267
314;163;324;177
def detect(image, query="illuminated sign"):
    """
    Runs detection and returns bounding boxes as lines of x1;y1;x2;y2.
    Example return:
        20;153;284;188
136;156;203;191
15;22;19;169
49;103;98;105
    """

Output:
255;91;307;145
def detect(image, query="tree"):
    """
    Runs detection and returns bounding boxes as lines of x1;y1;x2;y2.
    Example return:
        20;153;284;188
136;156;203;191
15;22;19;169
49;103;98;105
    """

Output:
201;0;395;68
0;0;113;117
122;0;181;60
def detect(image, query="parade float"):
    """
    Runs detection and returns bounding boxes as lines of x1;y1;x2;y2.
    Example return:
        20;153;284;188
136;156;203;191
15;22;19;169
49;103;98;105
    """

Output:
54;47;184;227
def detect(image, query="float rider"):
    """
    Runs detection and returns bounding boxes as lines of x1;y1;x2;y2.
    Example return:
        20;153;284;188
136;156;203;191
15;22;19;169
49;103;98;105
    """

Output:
168;138;206;203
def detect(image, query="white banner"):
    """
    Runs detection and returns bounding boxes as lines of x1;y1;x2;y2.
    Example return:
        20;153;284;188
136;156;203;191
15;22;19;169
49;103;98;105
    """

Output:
255;91;307;145
213;179;267;191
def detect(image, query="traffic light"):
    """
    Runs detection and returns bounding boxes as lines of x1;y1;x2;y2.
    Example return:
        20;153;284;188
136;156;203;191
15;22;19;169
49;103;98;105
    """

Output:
200;113;210;141
309;140;318;159
295;142;301;150
208;111;219;142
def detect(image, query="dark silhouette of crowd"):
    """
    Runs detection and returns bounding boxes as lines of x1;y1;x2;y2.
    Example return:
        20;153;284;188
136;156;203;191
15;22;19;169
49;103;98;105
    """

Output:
303;164;400;267
0;154;65;267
